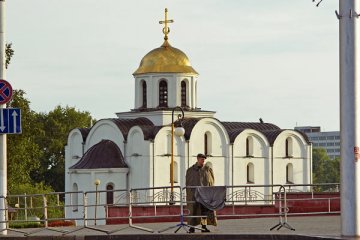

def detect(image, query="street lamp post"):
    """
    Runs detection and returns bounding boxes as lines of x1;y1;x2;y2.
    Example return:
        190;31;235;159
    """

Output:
170;107;185;204
94;179;100;225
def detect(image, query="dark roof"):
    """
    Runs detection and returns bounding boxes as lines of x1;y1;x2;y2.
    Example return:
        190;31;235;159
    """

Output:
78;128;91;142
261;130;284;146
176;118;289;144
221;122;280;132
110;117;155;140
182;118;202;140
69;140;128;169
221;121;280;143
294;129;311;144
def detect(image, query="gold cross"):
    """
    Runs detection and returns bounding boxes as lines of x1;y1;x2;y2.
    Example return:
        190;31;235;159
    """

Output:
159;8;174;41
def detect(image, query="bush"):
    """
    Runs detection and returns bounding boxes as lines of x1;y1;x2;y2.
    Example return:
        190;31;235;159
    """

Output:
48;220;74;227
9;222;43;229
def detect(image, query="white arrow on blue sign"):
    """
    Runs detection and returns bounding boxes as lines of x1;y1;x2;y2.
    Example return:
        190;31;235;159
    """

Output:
0;108;21;134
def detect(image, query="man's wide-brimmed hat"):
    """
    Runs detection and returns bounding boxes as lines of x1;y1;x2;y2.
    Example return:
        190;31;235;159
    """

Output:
197;153;207;159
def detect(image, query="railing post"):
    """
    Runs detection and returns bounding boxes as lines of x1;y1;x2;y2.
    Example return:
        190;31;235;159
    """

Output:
24;193;27;221
128;189;133;226
42;194;48;228
245;186;248;205
4;197;8;229
83;193;88;227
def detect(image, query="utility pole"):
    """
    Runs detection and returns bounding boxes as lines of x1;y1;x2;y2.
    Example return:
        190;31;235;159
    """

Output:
0;0;6;236
339;0;360;237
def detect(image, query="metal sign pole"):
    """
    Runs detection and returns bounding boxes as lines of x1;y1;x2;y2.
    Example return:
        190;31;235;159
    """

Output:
0;0;7;235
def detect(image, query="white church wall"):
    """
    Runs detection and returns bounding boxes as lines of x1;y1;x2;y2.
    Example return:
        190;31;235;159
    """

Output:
134;76;150;109
134;73;198;110
85;120;125;153
232;130;271;201
66;129;85;171
66;169;128;226
126;126;152;189
272;130;311;191
65;129;86;219
153;127;185;198
232;130;270;184
188;118;229;186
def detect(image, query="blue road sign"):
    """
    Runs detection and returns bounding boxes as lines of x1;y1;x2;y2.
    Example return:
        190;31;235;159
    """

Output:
0;108;21;134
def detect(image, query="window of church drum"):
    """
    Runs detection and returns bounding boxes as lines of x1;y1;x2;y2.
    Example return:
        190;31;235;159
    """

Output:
247;163;254;184
142;81;147;108
106;184;114;205
159;80;168;107
285;137;293;158
181;81;187;107
286;163;294;184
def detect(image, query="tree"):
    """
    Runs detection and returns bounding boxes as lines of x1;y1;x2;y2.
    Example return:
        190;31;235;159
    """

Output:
312;148;329;184
7;90;94;194
7;90;44;193
312;148;340;190
33;106;93;192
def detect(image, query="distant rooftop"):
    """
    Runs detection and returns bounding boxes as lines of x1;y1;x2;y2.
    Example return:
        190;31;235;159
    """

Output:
295;126;321;133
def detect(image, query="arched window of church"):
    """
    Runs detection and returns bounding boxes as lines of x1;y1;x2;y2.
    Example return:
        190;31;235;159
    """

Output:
106;183;114;205
247;163;254;183
142;80;147;108
159;80;168;107
285;137;293;158
166;133;172;155
72;183;78;212
286;163;294;184
204;132;212;156
181;81;187;107
246;136;254;157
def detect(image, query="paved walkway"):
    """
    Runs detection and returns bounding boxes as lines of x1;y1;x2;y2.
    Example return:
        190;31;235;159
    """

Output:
0;215;352;239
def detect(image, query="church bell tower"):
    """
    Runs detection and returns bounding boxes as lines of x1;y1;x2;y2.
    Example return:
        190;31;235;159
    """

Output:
133;8;199;111
116;8;215;126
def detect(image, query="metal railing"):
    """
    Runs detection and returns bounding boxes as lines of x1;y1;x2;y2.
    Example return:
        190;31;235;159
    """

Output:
0;183;340;235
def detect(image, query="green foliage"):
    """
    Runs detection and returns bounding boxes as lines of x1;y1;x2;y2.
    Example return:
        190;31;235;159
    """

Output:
5;43;14;69
9;222;43;229
33;105;93;192
7;90;43;192
7;183;61;221
312;148;340;190
7;90;94;193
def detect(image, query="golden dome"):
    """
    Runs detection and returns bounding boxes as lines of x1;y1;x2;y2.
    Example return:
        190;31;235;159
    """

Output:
133;40;198;75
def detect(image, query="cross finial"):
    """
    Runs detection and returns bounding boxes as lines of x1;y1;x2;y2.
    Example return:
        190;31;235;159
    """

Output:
159;8;174;41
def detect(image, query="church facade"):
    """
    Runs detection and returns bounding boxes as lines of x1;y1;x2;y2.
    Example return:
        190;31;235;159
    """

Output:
64;9;312;225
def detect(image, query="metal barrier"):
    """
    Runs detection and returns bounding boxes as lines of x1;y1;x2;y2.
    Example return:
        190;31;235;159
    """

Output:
4;191;86;236
270;185;295;231
1;183;341;235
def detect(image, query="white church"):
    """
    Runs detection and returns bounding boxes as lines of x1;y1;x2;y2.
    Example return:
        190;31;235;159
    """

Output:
64;9;312;224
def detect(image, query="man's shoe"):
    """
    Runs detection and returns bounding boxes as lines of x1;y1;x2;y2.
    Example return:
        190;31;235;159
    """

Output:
201;226;210;233
188;227;195;233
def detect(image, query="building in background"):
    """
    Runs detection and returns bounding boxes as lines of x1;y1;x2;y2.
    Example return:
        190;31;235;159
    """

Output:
295;126;340;159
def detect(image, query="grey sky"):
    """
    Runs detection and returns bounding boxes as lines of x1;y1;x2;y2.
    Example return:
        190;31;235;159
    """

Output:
6;0;339;130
